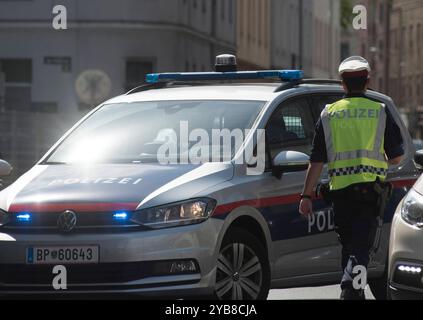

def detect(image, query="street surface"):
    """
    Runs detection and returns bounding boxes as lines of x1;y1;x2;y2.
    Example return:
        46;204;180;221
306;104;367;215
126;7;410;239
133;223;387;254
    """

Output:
268;285;375;300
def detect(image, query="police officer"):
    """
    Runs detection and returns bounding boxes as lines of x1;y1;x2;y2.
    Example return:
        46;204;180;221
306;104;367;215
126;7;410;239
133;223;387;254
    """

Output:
298;56;404;299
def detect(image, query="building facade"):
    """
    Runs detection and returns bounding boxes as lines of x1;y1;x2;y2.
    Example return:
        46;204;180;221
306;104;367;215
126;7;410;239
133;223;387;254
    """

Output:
389;0;423;137
237;0;270;69
0;0;236;180
237;0;340;78
355;0;390;95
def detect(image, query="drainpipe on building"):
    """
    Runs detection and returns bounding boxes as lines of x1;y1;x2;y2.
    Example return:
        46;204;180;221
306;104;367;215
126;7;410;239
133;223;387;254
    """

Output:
299;0;303;70
210;0;217;68
329;0;334;78
385;0;392;95
0;71;5;112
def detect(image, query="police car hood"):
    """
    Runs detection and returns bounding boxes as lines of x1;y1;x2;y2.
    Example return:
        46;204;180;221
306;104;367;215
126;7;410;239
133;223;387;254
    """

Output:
0;163;233;212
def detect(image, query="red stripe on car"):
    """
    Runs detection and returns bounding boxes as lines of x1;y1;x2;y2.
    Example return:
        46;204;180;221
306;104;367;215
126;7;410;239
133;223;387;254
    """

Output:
213;178;418;216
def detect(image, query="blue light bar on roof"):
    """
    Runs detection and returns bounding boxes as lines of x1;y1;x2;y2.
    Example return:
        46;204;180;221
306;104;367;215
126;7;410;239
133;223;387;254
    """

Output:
146;70;304;84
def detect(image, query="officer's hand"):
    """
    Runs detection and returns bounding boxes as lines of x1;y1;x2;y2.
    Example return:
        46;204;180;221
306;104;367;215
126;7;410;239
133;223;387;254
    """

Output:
299;198;313;217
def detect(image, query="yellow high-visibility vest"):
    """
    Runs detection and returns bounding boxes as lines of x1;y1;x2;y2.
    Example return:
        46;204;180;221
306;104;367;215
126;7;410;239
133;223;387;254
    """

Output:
321;97;388;190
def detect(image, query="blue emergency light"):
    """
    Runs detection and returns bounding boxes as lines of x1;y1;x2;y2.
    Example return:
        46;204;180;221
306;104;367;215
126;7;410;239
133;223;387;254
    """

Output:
16;212;32;222
113;211;129;221
146;70;304;84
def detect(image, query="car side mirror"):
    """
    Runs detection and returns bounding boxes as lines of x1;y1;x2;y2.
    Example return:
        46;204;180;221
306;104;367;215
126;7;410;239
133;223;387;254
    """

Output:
0;160;13;177
415;150;423;167
272;151;309;179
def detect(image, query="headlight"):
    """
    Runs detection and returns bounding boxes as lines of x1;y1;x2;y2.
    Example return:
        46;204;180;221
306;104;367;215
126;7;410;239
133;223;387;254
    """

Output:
0;210;9;226
401;189;423;227
131;198;216;229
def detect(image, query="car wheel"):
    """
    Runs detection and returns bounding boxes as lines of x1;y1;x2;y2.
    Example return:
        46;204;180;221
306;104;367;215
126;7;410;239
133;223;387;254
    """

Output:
214;227;270;300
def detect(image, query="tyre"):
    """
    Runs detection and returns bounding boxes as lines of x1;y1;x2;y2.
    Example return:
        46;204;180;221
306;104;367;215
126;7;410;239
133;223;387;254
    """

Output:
214;227;270;300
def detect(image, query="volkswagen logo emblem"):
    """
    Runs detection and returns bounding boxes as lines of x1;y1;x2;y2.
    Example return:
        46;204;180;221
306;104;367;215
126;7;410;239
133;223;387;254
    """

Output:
57;210;77;232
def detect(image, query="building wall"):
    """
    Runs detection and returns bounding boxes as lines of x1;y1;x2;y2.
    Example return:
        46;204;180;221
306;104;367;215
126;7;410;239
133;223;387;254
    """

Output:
0;0;236;179
356;0;390;95
239;0;340;77
237;0;270;69
0;0;236;113
389;0;423;137
270;0;301;70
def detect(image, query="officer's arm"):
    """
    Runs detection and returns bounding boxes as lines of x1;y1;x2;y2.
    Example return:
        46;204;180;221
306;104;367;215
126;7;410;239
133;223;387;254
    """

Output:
384;107;404;166
303;117;327;196
302;162;324;196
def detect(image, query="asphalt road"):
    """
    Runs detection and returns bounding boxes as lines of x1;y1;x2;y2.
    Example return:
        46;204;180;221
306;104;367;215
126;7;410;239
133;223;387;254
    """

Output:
268;285;375;300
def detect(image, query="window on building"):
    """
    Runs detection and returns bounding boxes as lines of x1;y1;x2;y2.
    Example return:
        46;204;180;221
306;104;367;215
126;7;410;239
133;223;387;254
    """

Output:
0;59;32;112
378;40;384;61
394;29;398;49
239;0;244;37
420;76;423;105
402;26;406;50
341;43;350;60
228;0;233;24
291;54;297;69
258;1;262;46
125;60;153;92
379;2;384;23
410;25;414;53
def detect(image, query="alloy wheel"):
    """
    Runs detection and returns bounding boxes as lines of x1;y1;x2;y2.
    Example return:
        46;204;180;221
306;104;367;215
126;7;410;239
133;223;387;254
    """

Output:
215;242;263;300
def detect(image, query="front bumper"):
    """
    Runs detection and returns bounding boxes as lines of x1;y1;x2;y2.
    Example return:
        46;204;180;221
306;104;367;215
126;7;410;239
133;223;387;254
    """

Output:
389;283;423;300
388;211;423;299
0;218;222;297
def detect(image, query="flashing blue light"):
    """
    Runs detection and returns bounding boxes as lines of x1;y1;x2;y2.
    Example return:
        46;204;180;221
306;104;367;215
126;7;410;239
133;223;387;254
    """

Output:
113;212;129;221
16;213;32;222
146;70;304;84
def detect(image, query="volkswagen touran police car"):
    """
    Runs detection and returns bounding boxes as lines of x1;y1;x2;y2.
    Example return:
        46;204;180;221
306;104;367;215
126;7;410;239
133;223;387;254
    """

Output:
0;56;418;299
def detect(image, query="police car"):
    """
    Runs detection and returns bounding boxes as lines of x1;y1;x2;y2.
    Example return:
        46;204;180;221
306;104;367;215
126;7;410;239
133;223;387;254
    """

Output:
0;55;418;299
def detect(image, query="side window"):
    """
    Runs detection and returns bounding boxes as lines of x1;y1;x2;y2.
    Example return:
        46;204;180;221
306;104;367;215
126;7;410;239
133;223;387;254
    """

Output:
311;94;343;115
266;97;315;163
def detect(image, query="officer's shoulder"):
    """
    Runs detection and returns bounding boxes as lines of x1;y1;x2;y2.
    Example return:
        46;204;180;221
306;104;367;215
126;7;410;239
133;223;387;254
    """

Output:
365;98;386;111
321;101;339;115
320;104;332;116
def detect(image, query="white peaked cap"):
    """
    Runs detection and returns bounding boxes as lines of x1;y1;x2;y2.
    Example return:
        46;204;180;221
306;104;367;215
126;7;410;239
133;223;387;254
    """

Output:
339;56;371;76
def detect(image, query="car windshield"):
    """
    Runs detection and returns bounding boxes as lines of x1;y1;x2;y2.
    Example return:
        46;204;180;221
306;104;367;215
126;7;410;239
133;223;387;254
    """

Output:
45;100;266;164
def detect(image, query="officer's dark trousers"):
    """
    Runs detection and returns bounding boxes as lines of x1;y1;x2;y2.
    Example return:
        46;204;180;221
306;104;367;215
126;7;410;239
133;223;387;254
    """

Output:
332;183;379;291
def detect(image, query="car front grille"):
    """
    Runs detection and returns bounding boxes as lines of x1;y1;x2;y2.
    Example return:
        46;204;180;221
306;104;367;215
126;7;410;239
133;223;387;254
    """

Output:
3;211;146;233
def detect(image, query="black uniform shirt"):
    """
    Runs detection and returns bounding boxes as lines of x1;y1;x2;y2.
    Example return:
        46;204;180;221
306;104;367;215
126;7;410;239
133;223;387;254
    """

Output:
310;93;405;163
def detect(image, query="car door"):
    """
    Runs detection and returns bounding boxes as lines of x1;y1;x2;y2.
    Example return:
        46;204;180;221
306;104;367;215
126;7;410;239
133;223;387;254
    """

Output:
259;95;340;280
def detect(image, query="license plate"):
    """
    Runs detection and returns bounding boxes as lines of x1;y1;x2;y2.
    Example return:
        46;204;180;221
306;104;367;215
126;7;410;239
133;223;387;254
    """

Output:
26;246;99;264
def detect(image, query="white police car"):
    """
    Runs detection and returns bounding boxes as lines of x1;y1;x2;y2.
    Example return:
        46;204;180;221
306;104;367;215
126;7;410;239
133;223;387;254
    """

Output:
388;150;423;299
0;55;418;299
